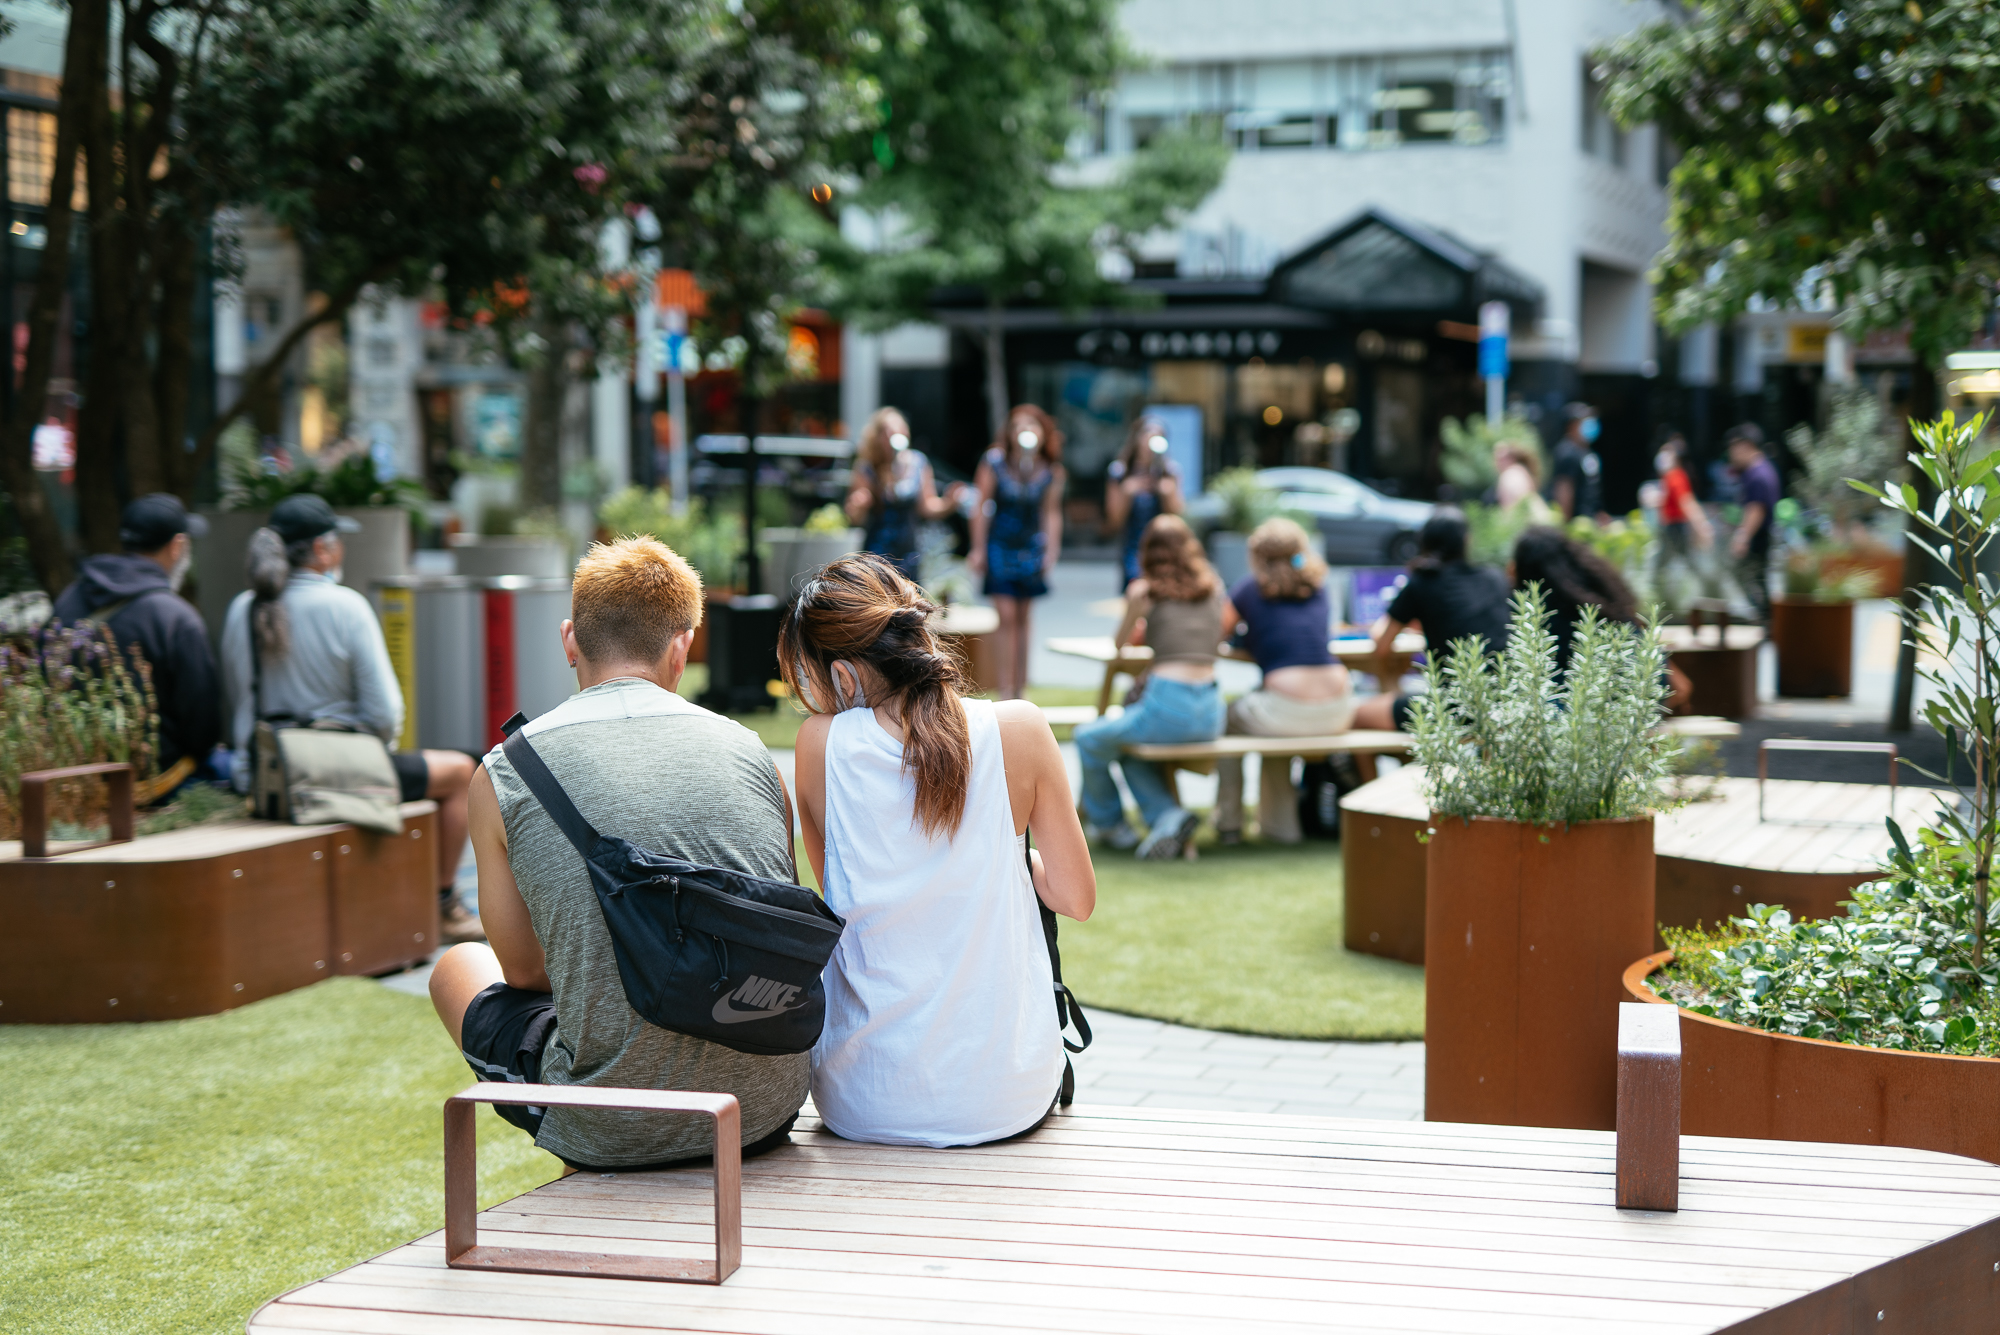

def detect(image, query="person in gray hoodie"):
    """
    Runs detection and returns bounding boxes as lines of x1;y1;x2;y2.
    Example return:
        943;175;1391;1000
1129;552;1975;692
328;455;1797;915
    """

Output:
50;494;222;786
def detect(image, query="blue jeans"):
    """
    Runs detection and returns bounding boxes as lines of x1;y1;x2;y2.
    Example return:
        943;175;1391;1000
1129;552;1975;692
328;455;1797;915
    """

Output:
1075;676;1224;831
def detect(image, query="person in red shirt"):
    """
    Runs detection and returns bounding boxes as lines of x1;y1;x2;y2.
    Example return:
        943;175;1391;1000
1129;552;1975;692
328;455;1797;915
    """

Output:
1654;433;1713;561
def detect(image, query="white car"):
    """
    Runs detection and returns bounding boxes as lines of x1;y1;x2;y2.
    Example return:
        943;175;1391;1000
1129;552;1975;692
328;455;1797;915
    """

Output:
1189;467;1435;566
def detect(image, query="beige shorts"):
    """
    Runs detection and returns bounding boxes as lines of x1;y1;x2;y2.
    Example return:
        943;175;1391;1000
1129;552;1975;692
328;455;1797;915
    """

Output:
1227;688;1356;738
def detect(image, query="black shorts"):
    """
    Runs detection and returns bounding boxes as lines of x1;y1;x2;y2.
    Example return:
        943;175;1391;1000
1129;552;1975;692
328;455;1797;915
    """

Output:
392;751;429;804
458;982;799;1170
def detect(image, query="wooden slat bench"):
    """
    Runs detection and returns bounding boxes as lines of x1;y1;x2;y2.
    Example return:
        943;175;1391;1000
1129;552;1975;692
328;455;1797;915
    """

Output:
251;1102;2000;1333
1124;730;1414;785
1047;631;1427;716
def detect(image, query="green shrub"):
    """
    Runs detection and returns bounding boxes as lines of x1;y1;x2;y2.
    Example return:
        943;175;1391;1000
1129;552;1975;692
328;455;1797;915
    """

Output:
597;487;746;588
1438;412;1544;496
225;449;428;520
802;503;850;535
0;625;159;840
1410;583;1674;825
1659;831;2000;1056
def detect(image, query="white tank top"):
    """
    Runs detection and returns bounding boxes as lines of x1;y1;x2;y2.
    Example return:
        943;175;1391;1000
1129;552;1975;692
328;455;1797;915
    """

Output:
811;696;1062;1146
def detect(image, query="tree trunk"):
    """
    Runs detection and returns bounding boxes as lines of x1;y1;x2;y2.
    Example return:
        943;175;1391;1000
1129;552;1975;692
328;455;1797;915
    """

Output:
0;0;106;593
152;227;197;497
519;306;567;516
984;298;1008;439
1887;362;1940;733
188;281;363;484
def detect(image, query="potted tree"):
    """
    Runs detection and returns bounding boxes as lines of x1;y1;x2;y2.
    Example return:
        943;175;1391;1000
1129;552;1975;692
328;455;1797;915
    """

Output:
1771;388;1906;697
1626;411;2000;1163
1413;585;1676;1131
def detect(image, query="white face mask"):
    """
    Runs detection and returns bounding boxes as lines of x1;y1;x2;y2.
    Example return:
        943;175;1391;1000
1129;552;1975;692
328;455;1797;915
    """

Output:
167;547;193;593
325;565;344;586
1147;434;1169;455
889;432;909;452
1656;451;1675;474
830;660;866;712
1016;430;1039;452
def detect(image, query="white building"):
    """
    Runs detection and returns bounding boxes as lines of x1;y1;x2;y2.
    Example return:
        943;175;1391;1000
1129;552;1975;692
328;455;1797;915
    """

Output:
846;0;1684;507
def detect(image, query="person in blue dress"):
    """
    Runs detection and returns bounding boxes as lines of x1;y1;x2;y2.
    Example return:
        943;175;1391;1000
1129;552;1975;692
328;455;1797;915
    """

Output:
1103;414;1184;590
844;406;957;582
968;403;1066;700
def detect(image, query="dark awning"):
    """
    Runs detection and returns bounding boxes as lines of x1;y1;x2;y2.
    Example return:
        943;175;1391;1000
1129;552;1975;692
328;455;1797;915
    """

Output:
1266;207;1543;324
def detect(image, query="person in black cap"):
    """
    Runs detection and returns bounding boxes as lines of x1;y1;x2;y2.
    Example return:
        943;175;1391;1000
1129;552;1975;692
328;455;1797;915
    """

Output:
50;493;222;790
220;494;482;943
1547;402;1605;523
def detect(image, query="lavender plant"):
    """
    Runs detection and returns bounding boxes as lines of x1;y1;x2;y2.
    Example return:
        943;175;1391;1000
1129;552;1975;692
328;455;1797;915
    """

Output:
1410;583;1674;826
0;624;159;840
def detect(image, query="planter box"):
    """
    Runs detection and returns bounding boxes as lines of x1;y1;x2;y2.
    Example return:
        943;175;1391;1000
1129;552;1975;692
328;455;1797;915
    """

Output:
1425;814;1655;1131
1340;765;1428;964
0;803;437;1023
195;506;411;655
760;528;862;599
1771;597;1854;697
1625;951;2000;1166
446;534;571;579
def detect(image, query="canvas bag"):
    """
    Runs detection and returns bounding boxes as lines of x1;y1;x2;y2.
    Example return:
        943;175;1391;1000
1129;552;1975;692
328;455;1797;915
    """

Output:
500;713;844;1057
248;620;402;835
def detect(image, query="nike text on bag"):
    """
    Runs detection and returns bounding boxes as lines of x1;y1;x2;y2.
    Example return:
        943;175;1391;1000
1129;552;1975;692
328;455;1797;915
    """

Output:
500;715;844;1056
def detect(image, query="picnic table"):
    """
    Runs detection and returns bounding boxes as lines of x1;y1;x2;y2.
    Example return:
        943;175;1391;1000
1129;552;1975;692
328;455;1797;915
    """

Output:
1047;630;1427;716
252;1102;2000;1333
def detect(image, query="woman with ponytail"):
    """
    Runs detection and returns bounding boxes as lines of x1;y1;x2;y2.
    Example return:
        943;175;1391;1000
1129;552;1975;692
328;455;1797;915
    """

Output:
783;553;1094;1147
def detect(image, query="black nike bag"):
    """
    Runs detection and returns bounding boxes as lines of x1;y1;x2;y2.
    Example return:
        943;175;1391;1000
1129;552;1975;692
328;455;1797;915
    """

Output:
501;717;844;1056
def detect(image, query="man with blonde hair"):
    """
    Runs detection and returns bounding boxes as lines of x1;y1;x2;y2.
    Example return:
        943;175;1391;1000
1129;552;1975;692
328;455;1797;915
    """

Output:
427;537;809;1169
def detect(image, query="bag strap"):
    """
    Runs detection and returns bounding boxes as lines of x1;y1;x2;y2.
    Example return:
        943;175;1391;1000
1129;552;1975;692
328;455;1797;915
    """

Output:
499;710;602;858
1026;834;1092;1058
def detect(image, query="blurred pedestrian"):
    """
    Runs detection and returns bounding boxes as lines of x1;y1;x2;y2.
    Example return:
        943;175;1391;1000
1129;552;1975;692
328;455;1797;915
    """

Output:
1075;515;1226;861
968;404;1065;700
844;406;956;582
1510;526;1641;675
1213;517;1353;845
1352;508;1511;732
50;493;221;793
221;494;481;942
1725;423;1781;625
1103;414;1183;589
1653;432;1713;558
1548;403;1605;522
1491;439;1544;512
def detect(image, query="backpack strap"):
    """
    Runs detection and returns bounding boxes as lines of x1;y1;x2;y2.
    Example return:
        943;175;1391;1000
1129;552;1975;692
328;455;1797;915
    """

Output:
499;712;603;859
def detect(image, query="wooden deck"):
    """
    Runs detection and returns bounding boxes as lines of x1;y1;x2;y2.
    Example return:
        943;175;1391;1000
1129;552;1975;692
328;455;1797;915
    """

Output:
251;1104;2000;1334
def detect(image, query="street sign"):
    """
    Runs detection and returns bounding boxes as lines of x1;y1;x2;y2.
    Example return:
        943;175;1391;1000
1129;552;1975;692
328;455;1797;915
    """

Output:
1477;301;1510;380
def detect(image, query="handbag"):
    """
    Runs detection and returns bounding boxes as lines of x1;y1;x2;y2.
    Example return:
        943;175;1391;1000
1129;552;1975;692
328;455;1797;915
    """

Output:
248;620;403;835
1027;835;1093;1105
500;713;845;1057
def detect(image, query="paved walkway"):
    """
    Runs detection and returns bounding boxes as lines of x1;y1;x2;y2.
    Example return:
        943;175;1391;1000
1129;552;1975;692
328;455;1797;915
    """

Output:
382;958;1423;1119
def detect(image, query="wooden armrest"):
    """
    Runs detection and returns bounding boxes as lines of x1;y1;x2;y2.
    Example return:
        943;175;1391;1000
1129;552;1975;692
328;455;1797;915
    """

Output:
445;1084;742;1284
1616;1003;1680;1213
18;762;134;860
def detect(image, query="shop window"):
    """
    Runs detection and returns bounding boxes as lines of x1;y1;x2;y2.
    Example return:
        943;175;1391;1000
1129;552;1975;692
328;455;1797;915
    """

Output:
1257;115;1320;149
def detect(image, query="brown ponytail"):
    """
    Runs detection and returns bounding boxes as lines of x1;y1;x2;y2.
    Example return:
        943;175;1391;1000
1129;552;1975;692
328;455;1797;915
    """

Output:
778;553;974;838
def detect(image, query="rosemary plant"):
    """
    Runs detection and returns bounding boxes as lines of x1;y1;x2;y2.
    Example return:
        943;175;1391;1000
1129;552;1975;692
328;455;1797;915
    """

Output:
1409;583;1674;826
0;624;159;840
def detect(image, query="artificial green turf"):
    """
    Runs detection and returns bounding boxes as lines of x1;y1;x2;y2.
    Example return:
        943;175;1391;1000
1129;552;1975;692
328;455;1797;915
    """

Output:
0;978;563;1335
1061;837;1426;1041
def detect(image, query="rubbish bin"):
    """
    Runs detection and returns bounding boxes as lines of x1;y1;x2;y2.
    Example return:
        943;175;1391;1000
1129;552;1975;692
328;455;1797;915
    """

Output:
700;594;782;715
376;576;574;754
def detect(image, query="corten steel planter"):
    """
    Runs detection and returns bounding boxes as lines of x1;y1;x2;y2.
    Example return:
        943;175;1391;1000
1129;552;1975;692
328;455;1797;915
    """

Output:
1771;597;1855;698
1626;951;2000;1166
1425;814;1655;1131
1340;769;1429;964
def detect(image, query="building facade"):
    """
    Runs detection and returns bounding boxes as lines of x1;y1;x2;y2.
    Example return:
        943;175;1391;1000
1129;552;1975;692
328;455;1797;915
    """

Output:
844;0;1681;511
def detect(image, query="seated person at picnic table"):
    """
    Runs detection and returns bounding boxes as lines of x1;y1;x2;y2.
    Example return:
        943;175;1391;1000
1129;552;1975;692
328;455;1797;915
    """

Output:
784;554;1094;1148
1213;517;1354;846
1509;526;1694;709
1353;508;1512;732
427;537;811;1170
1074;514;1229;861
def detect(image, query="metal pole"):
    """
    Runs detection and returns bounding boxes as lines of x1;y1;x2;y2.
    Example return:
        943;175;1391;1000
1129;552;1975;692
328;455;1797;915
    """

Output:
665;306;689;516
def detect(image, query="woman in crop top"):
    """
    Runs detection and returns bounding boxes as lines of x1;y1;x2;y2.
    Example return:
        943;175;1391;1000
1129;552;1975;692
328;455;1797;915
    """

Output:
1214;518;1353;845
1074;515;1228;861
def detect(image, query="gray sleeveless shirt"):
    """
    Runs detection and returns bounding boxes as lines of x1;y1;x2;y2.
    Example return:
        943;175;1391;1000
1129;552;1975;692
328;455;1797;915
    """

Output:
482;678;809;1166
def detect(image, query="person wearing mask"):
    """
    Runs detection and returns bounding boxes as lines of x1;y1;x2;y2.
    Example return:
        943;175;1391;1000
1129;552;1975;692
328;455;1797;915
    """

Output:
50;493;222;792
1725;423;1782;625
1653;432;1713;558
1491;439;1545;513
1352;508;1511;732
1103;415;1183;589
1548;403;1605;522
1213;517;1352;845
1074;514;1228;861
783;554;1093;1147
967;404;1065;700
221;494;481;942
843;406;957;582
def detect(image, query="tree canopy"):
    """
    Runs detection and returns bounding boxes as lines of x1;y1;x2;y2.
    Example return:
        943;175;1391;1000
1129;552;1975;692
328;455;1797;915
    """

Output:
1600;0;2000;372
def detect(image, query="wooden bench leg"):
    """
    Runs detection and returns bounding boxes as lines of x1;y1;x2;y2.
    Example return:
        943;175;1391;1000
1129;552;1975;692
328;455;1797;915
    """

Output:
1096;664;1116;716
1355;753;1380;784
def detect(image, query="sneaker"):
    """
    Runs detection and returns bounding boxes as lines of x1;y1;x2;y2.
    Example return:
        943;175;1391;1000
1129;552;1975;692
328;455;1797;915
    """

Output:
1136;809;1199;861
1087;822;1140;851
439;894;487;945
